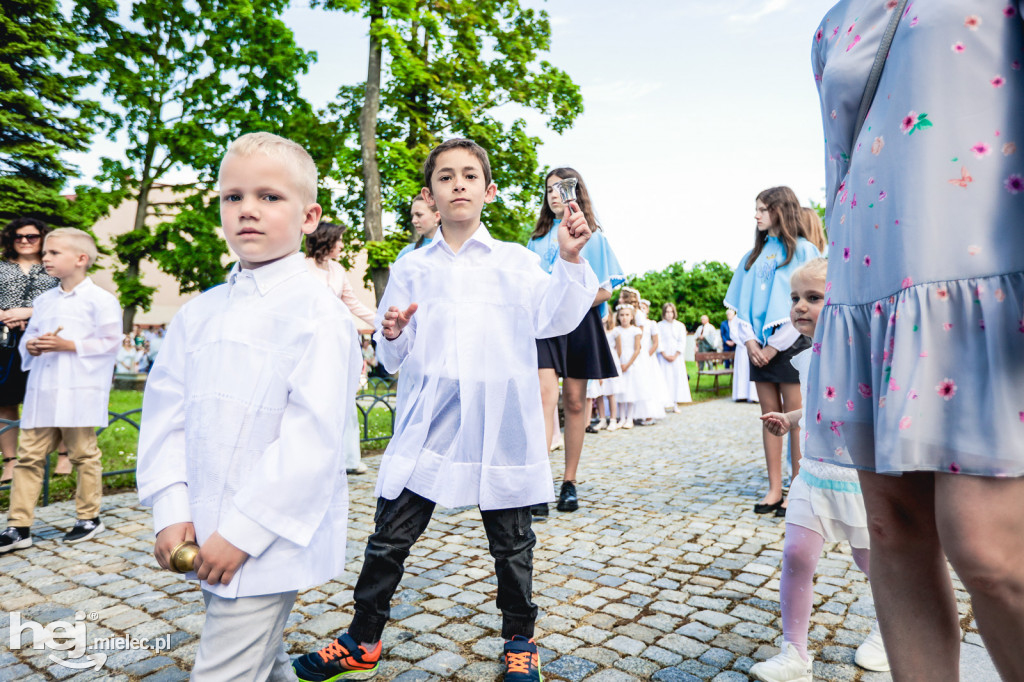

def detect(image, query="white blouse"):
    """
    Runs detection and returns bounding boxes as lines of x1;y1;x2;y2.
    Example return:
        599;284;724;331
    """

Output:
136;253;361;599
19;278;121;428
372;225;598;510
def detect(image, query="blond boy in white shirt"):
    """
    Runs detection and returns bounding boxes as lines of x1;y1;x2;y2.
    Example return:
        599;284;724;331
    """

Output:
293;138;598;682
136;133;360;681
0;229;121;553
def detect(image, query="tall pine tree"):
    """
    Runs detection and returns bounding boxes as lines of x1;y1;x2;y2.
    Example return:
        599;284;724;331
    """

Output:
0;0;95;227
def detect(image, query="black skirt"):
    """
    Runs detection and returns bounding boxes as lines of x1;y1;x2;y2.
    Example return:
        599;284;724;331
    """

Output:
749;335;811;384
536;306;620;380
0;329;27;406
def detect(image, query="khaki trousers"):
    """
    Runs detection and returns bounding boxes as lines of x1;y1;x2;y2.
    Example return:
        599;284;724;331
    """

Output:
8;426;103;525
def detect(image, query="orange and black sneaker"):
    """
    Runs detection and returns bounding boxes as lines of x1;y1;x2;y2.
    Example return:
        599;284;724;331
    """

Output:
502;635;542;681
293;632;381;681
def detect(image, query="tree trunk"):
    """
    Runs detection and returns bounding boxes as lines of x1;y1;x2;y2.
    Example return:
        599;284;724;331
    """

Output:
121;183;151;333
360;0;387;305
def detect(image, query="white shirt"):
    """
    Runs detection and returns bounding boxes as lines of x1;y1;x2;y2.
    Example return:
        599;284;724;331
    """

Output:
136;253;361;598
373;224;598;510
730;316;800;352
19;278;121;428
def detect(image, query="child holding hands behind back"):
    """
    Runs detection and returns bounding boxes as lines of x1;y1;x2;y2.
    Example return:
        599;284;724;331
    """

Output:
0;229;121;553
136;132;361;681
750;258;887;682
292;138;598;682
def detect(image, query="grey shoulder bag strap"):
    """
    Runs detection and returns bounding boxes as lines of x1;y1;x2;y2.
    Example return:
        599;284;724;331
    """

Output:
852;0;910;146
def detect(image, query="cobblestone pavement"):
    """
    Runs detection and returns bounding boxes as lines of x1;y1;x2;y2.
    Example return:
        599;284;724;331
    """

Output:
1;399;998;681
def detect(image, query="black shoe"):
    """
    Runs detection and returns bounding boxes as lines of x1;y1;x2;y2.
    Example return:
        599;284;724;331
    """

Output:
529;503;549;517
556;481;578;512
0;526;31;554
585;424;598;434
753;499;783;515
63;518;104;544
775;505;788;518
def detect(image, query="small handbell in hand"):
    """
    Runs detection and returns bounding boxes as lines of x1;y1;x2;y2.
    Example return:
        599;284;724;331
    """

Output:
169;540;200;573
553;177;578;214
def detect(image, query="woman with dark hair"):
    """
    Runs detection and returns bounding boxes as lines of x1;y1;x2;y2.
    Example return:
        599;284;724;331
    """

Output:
304;221;376;475
725;187;821;516
528;167;625;515
0;218;60;481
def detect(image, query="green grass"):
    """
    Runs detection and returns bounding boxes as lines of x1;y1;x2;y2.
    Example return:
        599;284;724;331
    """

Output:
1;386;399;509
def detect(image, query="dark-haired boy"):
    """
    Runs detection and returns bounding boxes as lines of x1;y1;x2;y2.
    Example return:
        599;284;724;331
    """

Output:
293;138;598;682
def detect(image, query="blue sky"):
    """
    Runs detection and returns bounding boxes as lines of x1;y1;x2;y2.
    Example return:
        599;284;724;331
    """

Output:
68;0;835;276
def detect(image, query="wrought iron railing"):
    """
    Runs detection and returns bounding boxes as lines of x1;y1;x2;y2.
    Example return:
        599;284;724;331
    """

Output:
0;378;399;507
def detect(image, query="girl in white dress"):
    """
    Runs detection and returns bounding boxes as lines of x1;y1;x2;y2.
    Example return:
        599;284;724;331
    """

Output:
657;302;691;410
612;304;641;430
632;299;669;424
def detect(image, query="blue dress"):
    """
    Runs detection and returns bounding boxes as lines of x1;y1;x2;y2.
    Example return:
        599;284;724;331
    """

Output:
804;0;1024;476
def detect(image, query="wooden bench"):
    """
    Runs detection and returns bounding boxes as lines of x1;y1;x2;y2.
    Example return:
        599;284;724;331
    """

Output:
694;351;735;394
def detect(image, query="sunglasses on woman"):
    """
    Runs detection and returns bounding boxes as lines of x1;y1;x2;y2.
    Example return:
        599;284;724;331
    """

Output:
14;234;41;243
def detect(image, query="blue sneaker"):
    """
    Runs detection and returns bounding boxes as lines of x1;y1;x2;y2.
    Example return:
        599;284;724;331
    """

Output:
502;635;542;681
293;632;381;681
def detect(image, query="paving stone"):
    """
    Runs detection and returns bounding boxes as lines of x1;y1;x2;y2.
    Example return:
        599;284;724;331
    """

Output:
417;650;466;676
3;404;999;681
544;654;597;681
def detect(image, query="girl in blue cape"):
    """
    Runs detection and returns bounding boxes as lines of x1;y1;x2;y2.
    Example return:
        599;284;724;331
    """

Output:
395;196;440;260
725;186;821;517
528;168;625;516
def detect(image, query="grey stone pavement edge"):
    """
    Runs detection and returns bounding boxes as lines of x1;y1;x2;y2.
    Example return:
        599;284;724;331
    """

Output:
0;398;1000;681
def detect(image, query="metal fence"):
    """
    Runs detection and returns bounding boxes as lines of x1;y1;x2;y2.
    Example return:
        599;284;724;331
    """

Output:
0;377;398;508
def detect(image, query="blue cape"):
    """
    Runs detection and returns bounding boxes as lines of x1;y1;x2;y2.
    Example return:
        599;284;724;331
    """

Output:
527;221;625;318
395;236;433;261
724;236;820;344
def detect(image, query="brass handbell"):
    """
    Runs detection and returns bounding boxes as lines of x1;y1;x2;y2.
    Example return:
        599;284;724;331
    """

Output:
169;541;200;573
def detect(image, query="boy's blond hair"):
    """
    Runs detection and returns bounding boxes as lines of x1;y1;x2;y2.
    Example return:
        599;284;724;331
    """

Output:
792;257;828;283
219;132;318;205
46;228;99;268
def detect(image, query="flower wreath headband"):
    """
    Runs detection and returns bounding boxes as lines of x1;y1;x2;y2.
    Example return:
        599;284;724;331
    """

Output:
620;286;640;296
615;303;635;312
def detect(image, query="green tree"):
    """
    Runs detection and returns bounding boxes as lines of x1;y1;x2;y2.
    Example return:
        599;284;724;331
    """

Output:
317;0;583;302
0;0;96;227
72;0;316;330
614;260;735;331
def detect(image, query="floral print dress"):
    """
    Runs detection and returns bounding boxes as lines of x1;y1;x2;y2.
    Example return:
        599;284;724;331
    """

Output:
804;0;1024;476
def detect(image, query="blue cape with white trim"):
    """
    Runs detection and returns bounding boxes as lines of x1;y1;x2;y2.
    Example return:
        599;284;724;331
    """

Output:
724;236;820;345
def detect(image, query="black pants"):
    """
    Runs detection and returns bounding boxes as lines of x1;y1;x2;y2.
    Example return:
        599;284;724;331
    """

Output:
348;488;538;643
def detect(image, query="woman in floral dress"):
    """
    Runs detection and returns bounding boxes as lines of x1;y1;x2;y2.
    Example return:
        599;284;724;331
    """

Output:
805;2;1024;678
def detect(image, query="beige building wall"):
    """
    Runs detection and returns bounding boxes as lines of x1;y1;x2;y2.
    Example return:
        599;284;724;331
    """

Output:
83;186;378;332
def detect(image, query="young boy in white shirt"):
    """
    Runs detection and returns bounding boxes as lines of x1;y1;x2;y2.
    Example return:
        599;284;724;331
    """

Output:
136;132;360;680
0;228;121;552
293;138;598;682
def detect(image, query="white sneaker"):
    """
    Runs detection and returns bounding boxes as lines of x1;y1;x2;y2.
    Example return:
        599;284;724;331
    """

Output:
595;418;607;430
749;642;813;682
621;420;633;430
347;462;368;475
606;420;621;432
855;620;890;672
